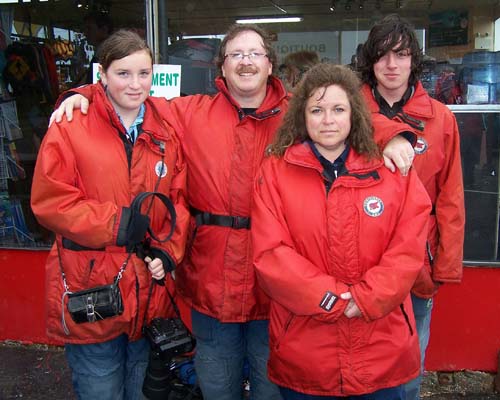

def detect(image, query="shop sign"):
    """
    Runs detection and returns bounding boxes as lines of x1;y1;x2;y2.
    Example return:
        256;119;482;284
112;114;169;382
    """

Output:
92;64;182;99
273;32;340;63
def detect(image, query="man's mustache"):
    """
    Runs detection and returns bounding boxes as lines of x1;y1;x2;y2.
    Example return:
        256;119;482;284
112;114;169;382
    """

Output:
236;66;258;74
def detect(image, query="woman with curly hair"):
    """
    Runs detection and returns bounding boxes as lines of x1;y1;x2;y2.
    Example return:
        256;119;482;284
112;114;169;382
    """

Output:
252;63;431;399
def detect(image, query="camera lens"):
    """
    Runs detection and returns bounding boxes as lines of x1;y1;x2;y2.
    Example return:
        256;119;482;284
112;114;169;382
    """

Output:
142;350;173;400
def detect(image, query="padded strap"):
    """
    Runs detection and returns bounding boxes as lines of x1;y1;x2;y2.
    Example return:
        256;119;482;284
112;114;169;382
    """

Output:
130;191;177;242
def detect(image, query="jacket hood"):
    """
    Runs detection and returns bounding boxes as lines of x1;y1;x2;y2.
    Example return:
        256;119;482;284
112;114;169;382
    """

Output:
362;82;434;120
93;82;172;140
215;75;289;116
284;141;384;176
403;82;435;119
93;82;124;132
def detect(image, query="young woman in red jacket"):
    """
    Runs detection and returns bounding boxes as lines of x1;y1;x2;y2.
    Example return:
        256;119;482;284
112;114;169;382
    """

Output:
252;63;431;399
31;30;189;400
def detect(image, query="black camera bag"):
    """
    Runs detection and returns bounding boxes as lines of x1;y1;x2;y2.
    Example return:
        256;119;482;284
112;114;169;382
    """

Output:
57;191;177;334
67;280;123;324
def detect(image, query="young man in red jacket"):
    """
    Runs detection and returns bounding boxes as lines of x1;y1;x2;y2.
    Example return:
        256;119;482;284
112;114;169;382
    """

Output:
51;23;418;400
358;14;465;400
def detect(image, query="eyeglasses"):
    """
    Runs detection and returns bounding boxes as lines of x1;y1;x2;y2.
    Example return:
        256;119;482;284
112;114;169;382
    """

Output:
224;52;268;61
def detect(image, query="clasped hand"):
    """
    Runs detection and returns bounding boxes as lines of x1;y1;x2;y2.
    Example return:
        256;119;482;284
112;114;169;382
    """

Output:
145;256;166;281
340;292;361;318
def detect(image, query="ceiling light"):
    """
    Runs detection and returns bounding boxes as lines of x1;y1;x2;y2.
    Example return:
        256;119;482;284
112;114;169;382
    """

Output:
345;1;352;11
236;16;303;24
329;0;336;11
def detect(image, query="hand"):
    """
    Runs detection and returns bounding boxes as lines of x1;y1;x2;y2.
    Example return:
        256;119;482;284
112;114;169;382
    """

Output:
145;257;166;280
382;135;415;176
340;292;361;318
49;95;89;126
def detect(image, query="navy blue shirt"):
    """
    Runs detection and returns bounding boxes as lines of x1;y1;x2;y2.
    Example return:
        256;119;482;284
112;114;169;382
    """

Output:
307;140;350;193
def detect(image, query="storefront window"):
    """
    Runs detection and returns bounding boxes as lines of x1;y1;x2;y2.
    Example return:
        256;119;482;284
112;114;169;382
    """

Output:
453;106;500;262
0;1;145;249
0;1;499;266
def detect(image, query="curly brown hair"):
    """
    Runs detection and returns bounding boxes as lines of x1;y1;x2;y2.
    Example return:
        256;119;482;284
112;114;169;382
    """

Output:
215;24;278;76
270;63;380;158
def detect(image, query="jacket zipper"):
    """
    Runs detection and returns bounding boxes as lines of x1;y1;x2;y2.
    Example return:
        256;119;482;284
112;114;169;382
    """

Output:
83;259;95;286
131;275;140;337
395;111;425;132
426;241;434;267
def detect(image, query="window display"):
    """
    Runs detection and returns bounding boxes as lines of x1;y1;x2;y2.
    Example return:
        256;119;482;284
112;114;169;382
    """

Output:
0;1;499;266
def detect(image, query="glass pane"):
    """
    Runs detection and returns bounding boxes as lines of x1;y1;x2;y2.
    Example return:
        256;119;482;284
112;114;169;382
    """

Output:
456;111;500;261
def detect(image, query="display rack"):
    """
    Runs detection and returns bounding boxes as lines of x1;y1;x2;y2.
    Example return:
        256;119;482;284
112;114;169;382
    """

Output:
0;99;34;244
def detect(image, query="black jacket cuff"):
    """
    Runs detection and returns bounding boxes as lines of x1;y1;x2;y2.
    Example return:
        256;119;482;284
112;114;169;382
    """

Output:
116;207;132;246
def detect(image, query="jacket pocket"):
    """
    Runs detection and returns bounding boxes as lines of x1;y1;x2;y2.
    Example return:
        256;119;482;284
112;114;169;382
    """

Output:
274;313;295;351
185;217;198;264
400;303;414;336
58;246;120;291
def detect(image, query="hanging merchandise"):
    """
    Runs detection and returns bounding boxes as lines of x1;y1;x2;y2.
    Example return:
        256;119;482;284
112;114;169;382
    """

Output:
3;40;59;104
50;39;75;60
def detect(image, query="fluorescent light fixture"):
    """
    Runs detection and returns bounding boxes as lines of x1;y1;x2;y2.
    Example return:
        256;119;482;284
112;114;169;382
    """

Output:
0;0;50;3
236;16;302;24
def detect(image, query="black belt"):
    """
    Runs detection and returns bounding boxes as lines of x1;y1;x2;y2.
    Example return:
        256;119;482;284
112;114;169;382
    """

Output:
191;208;250;230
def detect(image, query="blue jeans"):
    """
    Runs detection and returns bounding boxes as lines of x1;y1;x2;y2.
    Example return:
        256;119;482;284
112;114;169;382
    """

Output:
65;335;149;400
404;294;433;400
191;309;282;400
279;385;405;399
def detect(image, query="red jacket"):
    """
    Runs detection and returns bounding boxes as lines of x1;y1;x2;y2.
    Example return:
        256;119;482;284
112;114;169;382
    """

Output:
252;143;431;396
65;76;289;322
31;83;190;343
166;76;289;322
363;83;465;297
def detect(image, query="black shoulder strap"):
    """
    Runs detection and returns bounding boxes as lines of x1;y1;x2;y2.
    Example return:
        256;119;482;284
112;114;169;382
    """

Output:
130;191;177;243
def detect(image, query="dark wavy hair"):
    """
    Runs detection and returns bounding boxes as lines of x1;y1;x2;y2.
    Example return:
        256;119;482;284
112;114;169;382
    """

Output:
270;63;379;158
358;14;423;87
97;29;152;71
215;24;278;76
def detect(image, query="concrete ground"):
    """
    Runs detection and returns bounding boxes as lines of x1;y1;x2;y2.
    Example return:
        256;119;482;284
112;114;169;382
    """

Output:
0;341;498;400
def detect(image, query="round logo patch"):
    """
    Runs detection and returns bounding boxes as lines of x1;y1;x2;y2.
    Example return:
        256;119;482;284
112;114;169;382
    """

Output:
414;137;428;155
363;196;384;217
155;161;168;178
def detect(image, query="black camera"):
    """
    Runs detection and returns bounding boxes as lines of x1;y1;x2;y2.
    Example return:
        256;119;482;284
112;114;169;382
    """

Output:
144;318;195;358
142;318;196;400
